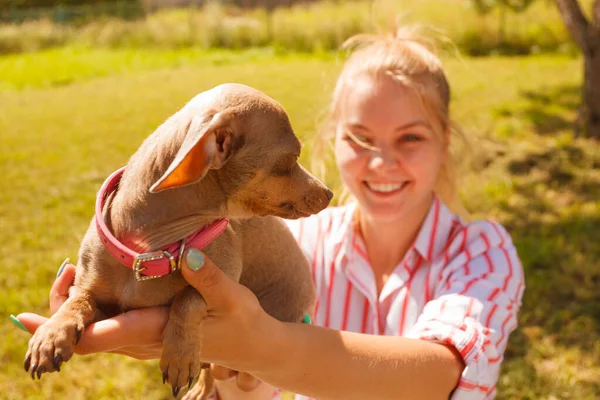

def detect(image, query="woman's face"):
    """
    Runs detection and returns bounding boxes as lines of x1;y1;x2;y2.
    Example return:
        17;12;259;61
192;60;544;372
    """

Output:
334;74;447;225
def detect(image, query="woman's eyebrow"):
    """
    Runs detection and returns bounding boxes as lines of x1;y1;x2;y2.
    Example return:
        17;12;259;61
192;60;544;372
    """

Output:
345;120;431;132
345;122;370;131
394;120;432;131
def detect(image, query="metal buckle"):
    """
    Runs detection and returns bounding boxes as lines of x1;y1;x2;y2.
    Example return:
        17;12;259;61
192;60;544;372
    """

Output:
133;250;177;281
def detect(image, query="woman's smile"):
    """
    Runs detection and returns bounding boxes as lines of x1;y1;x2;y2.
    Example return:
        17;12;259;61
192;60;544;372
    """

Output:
363;180;409;197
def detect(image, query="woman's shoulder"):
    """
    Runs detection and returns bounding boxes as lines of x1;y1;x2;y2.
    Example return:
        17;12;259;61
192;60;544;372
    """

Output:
439;214;520;275
454;217;515;249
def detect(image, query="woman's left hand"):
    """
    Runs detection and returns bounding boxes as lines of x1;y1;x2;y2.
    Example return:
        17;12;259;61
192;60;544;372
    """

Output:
16;261;168;360
14;253;266;389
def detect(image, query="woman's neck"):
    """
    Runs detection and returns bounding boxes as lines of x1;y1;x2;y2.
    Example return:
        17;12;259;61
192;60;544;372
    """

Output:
358;195;433;293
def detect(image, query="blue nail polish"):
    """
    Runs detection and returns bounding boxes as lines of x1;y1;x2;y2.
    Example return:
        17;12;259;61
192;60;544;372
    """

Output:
186;249;205;271
10;315;28;332
56;258;70;278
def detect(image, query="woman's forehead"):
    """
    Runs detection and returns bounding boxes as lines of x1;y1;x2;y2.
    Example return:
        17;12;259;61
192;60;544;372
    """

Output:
338;74;429;129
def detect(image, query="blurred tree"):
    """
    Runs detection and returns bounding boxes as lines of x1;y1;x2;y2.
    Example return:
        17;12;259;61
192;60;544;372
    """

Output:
1;0;138;10
0;0;146;23
470;0;536;44
556;0;600;138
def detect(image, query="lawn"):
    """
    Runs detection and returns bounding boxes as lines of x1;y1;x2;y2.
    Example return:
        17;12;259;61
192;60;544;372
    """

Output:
1;47;599;399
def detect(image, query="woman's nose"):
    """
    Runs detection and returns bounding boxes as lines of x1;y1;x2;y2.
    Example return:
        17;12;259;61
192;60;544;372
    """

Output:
368;148;397;170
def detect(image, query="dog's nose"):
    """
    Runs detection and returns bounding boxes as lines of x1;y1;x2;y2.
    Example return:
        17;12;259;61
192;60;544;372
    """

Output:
325;188;334;201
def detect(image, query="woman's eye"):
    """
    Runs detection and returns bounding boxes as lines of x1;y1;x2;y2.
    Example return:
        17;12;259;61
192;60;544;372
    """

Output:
353;133;370;143
344;131;377;150
402;134;423;142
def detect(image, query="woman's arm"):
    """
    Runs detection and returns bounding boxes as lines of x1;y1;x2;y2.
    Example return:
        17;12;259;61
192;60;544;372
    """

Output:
180;250;464;400
213;327;463;400
240;316;464;400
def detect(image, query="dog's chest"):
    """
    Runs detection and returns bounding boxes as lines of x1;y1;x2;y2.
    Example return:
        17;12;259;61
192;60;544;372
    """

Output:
110;272;188;312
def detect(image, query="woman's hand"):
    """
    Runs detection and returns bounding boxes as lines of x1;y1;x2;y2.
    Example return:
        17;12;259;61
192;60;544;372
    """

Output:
14;253;265;391
16;261;168;359
179;249;276;371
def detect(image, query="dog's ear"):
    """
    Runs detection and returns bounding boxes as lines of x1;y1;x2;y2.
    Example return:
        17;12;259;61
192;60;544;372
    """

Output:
149;109;239;193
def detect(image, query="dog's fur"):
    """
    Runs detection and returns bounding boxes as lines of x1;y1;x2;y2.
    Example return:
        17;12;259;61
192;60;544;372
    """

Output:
25;83;332;399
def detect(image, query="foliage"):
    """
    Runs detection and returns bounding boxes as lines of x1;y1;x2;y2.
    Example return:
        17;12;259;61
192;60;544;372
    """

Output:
471;0;537;13
0;0;579;55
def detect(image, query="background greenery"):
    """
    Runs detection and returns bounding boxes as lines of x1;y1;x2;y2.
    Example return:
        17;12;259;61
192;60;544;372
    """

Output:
1;0;599;399
0;0;588;55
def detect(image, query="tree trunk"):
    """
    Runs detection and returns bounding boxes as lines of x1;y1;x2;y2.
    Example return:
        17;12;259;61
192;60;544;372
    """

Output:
556;0;600;138
583;46;600;138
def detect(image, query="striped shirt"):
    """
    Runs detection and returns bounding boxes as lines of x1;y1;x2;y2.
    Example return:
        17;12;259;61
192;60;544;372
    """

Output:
281;196;524;400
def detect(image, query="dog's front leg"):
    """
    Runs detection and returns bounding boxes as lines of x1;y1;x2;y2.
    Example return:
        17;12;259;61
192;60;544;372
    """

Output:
25;290;98;378
161;286;212;398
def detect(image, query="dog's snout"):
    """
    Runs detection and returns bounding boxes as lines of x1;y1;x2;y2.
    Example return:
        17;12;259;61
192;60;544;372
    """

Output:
325;188;334;201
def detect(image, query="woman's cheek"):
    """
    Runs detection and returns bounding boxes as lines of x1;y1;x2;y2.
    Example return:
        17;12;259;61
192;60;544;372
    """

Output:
335;149;360;177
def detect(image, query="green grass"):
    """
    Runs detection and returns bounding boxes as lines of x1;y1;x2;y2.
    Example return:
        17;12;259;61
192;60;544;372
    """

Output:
0;46;304;92
1;48;599;399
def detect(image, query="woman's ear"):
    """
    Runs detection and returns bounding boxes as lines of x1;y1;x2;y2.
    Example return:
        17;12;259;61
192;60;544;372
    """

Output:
149;109;239;193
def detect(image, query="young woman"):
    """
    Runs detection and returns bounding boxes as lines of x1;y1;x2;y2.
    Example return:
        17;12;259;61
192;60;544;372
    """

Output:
15;27;524;400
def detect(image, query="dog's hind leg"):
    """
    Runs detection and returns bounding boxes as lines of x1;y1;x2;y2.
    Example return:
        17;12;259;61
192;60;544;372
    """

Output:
24;290;98;379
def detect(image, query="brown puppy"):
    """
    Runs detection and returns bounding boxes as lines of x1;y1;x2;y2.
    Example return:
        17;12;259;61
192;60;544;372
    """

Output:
25;83;332;399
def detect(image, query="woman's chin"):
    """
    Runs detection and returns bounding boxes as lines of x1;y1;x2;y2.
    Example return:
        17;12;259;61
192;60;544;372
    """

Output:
359;203;408;224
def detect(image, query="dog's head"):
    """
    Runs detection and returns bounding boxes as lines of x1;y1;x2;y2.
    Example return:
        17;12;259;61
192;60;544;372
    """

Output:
149;84;333;219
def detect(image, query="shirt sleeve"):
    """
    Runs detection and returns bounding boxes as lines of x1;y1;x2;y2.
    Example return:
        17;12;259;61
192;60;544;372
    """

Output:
407;220;525;399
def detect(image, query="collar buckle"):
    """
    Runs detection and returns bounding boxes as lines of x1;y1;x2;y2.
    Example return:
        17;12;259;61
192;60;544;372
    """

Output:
133;250;177;281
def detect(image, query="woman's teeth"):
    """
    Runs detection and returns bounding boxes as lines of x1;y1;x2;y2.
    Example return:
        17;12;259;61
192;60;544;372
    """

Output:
366;182;405;193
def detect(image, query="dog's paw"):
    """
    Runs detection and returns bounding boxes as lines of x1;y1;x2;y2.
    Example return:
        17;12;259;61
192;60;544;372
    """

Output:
24;319;83;379
160;331;203;398
182;368;215;400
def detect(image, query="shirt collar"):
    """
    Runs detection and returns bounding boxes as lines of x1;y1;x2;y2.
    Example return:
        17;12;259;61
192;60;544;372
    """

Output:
413;195;460;263
334;196;459;267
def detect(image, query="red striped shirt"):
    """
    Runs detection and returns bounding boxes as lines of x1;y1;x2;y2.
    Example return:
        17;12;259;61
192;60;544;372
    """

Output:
281;196;524;400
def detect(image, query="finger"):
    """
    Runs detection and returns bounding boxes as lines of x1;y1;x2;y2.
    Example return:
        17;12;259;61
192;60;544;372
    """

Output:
236;371;262;392
181;248;242;310
75;307;169;355
14;313;49;334
210;364;236;381
49;261;77;314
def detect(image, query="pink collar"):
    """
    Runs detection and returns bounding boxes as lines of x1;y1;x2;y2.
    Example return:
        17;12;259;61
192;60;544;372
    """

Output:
95;167;229;281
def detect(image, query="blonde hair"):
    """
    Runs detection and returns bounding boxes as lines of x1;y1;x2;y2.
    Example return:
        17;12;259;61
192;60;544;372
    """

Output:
314;24;469;218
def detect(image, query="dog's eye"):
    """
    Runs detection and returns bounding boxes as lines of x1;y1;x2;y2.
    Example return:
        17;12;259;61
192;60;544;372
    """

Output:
272;157;296;176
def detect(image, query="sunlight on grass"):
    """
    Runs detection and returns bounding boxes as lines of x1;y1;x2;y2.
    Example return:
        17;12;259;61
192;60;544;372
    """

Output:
0;46;303;91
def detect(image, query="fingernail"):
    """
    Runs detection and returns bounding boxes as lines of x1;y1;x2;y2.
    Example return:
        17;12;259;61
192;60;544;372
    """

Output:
56;258;70;278
10;315;28;332
302;313;312;324
186;249;205;271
